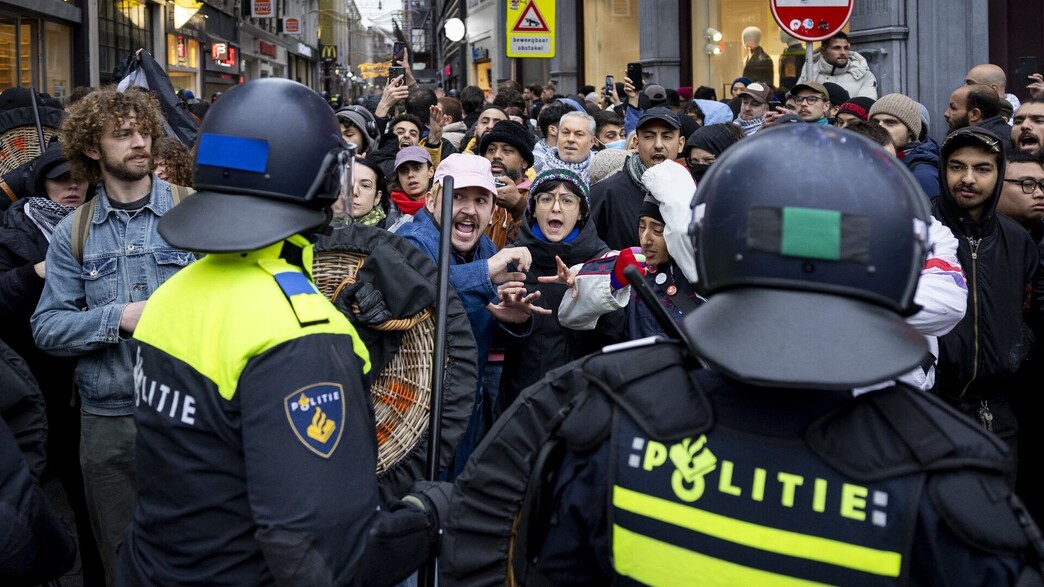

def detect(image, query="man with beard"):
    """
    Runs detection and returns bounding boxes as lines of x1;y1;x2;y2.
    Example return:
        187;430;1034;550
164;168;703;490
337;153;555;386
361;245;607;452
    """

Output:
590;107;685;250
31;87;194;581
931;126;1040;458
797;31;878;99
396;154;546;477
463;105;508;155
479;120;535;249
944;84;1011;144
1012;101;1044;158
732;81;772;136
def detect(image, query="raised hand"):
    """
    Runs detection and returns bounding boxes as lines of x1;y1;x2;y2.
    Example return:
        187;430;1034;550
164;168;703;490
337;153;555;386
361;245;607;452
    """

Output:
487;246;533;284
488;281;552;323
536;255;579;299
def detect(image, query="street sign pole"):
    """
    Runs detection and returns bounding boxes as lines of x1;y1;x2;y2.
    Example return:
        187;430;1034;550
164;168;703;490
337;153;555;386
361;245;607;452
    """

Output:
807;41;815;85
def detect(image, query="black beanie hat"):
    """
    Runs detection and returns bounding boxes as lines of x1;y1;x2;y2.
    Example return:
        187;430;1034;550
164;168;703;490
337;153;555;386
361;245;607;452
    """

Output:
684;124;741;158
478;120;535;167
638;196;663;224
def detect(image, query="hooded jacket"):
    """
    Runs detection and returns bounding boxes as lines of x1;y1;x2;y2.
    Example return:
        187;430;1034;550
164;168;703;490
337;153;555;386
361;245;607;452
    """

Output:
931;126;1041;399
798;50;878;99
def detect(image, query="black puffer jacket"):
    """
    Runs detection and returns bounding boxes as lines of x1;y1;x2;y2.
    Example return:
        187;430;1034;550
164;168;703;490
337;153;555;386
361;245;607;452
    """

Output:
499;220;622;411
931;127;1041;399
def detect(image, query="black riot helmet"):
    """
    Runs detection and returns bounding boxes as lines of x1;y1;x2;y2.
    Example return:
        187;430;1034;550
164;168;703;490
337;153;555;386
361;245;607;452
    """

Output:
160;78;353;253
686;124;931;390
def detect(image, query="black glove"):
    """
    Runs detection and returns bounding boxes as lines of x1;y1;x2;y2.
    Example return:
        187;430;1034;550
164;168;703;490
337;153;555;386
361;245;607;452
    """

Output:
334;281;392;325
403;480;453;537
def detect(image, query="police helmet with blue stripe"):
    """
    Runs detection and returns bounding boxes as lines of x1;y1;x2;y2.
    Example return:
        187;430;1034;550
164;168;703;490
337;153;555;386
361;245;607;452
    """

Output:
686;124;931;390
159;78;353;253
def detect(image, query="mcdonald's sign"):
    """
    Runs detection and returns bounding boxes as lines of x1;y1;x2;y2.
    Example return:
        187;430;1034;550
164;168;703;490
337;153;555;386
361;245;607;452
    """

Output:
321;45;337;62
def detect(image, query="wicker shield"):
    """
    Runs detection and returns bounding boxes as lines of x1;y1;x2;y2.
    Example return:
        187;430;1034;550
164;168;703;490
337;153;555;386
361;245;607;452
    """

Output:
313;224;477;503
0;90;66;177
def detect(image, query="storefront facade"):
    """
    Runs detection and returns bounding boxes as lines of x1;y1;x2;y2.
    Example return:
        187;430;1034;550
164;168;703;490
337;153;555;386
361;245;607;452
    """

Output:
240;22;288;83
0;0;83;96
288;42;316;88
165;9;204;97
200;3;239;100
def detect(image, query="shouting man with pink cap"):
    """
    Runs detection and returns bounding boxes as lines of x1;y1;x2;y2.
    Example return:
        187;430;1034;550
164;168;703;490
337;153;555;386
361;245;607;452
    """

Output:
395;153;549;477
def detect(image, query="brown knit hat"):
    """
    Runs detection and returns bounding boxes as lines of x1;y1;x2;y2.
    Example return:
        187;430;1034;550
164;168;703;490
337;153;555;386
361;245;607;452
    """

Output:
868;93;922;140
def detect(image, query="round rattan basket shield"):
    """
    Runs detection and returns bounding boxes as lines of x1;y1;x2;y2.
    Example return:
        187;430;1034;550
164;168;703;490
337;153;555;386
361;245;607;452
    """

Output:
0;90;66;177
313;225;477;502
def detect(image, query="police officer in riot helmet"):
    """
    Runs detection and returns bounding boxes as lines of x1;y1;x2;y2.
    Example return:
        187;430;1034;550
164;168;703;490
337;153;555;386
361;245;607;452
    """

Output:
117;78;449;586
441;124;1044;586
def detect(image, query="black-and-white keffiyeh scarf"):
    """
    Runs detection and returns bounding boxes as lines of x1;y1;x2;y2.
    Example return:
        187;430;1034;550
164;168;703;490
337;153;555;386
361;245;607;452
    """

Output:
23;197;77;242
734;116;764;136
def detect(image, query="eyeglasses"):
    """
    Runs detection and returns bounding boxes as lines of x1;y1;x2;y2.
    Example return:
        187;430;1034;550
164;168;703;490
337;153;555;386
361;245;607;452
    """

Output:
1004;178;1044;194
534;192;581;211
793;95;825;105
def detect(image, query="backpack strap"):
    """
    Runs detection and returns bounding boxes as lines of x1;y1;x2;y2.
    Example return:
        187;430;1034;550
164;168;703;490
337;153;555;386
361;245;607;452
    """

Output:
169;183;194;205
70;185;192;265
70;197;98;265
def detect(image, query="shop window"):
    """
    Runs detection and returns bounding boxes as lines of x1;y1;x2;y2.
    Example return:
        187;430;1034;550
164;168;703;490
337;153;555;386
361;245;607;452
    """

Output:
0;19;40;92
100;0;153;83
45;21;72;98
695;0;845;100
0;20;17;90
584;0;638;88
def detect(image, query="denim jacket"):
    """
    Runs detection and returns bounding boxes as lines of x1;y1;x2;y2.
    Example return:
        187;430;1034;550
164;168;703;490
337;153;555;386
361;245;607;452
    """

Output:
31;178;194;416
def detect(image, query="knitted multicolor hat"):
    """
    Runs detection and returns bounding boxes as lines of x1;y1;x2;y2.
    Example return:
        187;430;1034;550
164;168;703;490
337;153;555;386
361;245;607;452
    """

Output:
529;167;591;219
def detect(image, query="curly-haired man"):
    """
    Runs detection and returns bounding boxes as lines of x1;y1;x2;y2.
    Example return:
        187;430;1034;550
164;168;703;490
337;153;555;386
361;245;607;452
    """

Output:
31;86;193;583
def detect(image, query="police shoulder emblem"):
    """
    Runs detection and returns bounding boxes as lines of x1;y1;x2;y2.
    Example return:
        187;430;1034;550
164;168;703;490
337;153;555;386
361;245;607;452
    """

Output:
284;383;346;458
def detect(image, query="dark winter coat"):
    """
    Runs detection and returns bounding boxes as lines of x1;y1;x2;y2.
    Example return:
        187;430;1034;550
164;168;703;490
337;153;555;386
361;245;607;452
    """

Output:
900;138;941;199
499;220;620;410
590;167;645;251
0;200;78;425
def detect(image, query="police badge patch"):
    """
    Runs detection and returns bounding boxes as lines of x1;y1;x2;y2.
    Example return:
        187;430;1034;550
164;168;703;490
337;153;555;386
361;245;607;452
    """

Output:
284;383;346;458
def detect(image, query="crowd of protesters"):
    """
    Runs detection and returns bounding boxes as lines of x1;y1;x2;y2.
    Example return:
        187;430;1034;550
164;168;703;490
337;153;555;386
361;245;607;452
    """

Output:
3;32;1044;585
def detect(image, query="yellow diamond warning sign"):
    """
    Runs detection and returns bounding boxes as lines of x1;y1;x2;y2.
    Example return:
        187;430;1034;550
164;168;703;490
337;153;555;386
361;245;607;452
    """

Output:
506;0;555;58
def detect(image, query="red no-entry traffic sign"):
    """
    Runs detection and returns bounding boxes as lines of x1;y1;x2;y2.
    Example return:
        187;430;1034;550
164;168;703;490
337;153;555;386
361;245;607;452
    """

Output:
771;0;854;42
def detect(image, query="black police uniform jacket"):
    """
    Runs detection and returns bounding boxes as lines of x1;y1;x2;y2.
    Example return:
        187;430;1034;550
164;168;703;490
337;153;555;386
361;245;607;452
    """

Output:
118;238;382;586
526;343;1038;586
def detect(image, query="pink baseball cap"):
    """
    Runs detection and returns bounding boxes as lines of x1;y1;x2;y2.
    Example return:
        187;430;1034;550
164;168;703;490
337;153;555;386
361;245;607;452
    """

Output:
433;153;498;197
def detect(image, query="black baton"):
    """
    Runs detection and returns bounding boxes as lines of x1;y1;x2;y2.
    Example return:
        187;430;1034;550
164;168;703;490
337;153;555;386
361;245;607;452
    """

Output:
420;175;454;587
624;265;698;356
